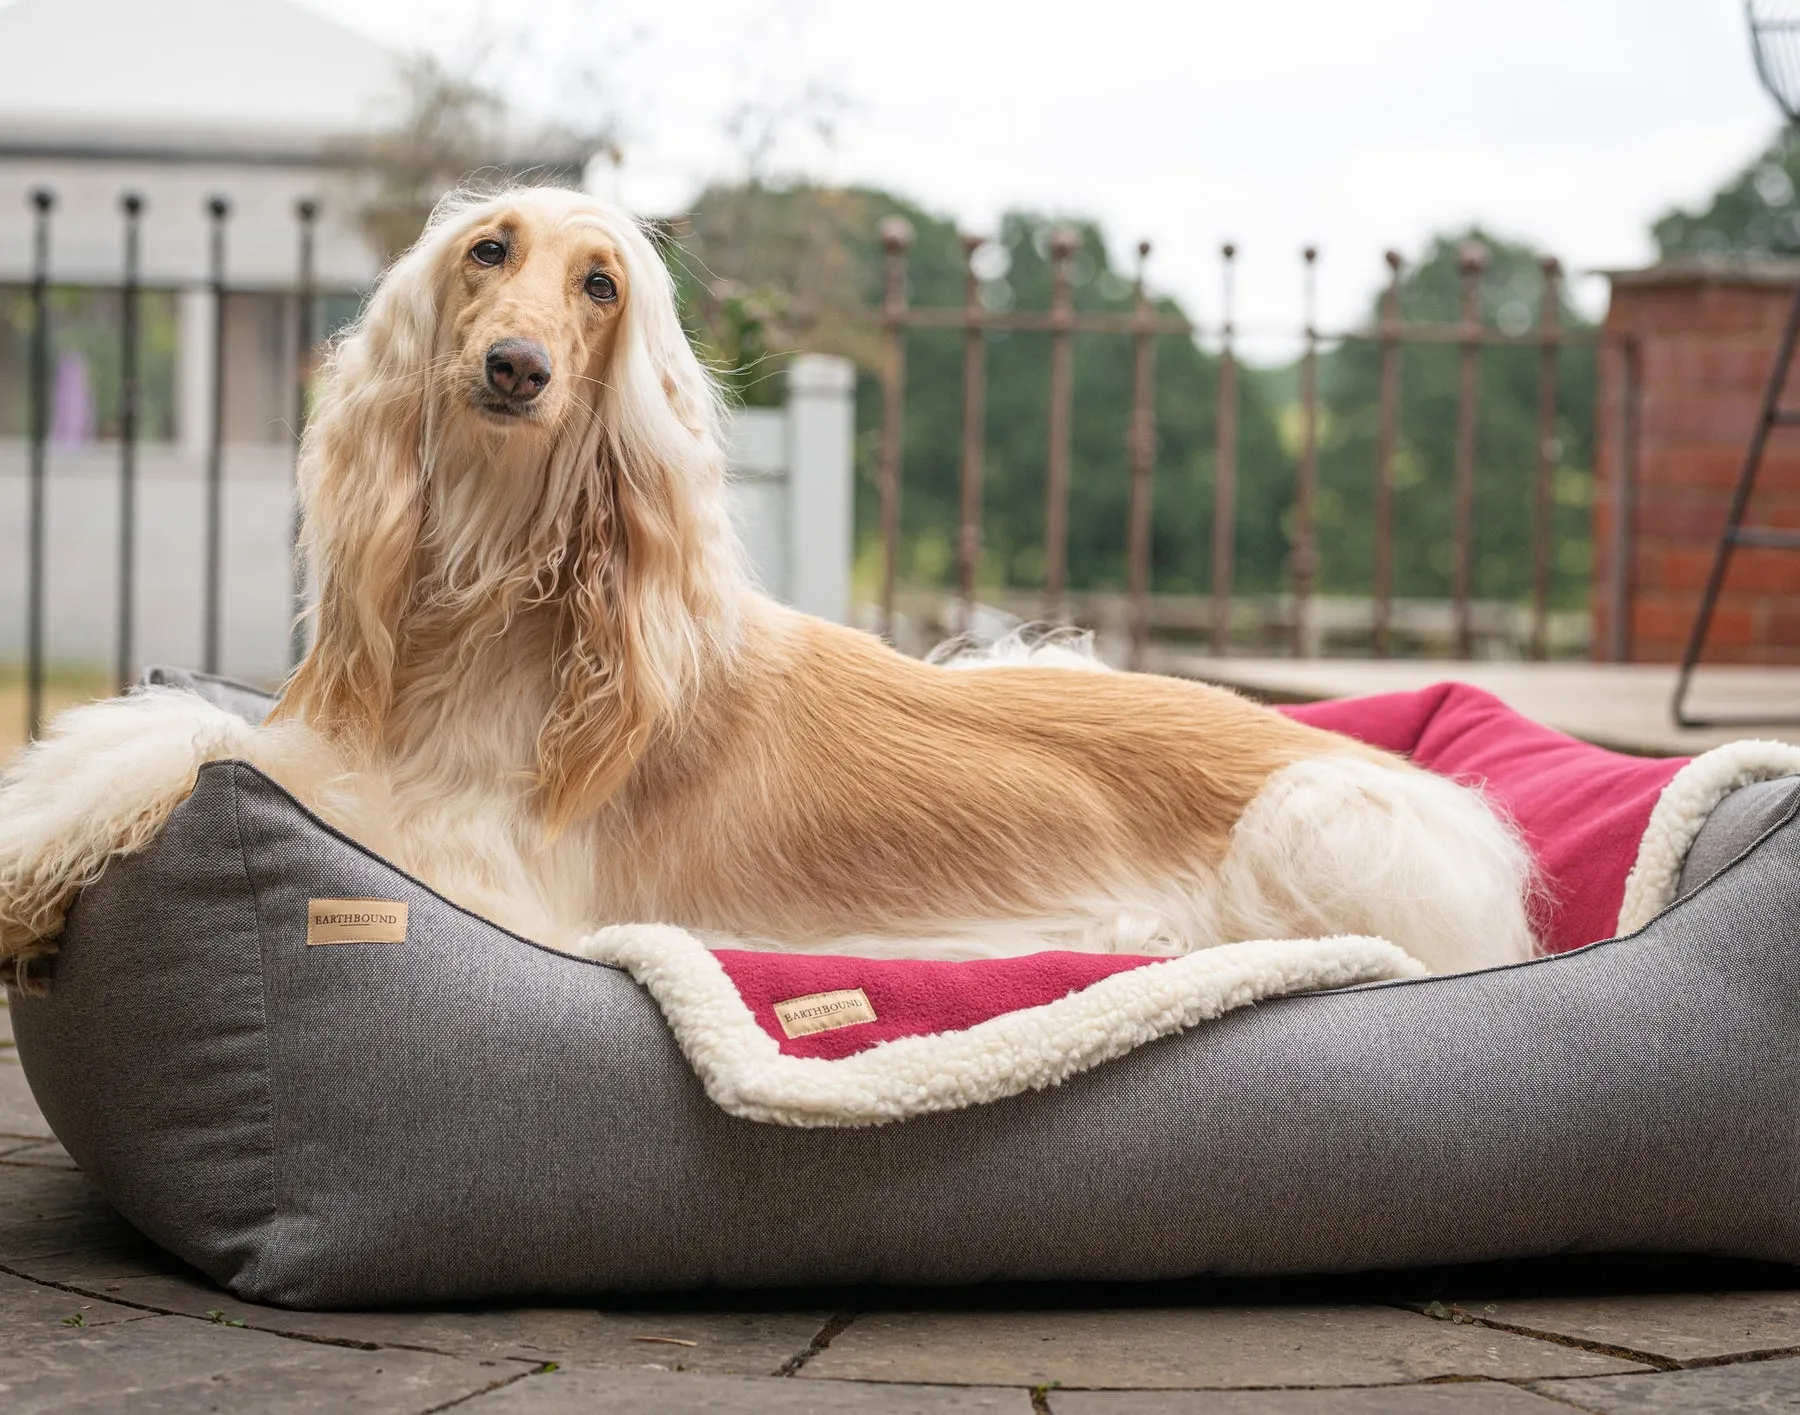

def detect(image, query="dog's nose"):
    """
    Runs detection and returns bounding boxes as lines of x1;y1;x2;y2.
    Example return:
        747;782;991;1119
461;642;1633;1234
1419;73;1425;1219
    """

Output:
484;339;552;402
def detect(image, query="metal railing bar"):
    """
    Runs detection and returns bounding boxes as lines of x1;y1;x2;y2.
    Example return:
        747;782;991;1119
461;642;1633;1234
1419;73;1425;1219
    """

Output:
1530;256;1562;661
955;234;987;623
25;188;53;740
1041;228;1077;622
875;305;1598;347
290;198;318;671
202;195;229;675
877;216;912;638
116;192;143;695
1451;242;1487;660
1125;241;1157;671
1211;243;1238;656
1293;247;1320;657
1372;251;1402;659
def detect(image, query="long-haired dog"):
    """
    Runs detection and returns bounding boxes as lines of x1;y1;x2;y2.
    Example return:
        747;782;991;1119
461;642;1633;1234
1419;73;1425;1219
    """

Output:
0;186;1537;988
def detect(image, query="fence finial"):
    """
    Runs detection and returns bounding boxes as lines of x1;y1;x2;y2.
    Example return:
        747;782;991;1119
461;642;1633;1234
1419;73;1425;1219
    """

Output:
879;215;913;252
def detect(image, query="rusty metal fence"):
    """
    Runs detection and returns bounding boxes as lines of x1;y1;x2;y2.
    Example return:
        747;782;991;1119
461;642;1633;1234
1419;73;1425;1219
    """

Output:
870;220;1599;669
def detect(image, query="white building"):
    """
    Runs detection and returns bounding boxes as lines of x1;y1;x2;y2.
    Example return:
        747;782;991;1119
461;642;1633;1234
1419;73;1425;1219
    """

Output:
0;0;852;686
0;0;589;450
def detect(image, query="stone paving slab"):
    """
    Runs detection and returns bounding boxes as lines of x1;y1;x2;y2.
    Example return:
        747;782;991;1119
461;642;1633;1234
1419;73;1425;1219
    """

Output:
461;1365;1033;1413
0;1053;50;1139
0;1312;521;1414
1;1159;834;1376
802;1307;1648;1390
0;1162;167;1279
1046;1382;1574;1413
0;1269;151;1338
66;1267;835;1376
1530;1354;1800;1412
1444;1290;1800;1365
0;1138;77;1169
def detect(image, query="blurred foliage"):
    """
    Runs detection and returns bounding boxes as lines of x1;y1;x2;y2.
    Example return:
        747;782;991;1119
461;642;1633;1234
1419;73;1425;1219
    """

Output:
671;183;1296;596
1653;127;1800;257
345;55;614;263
0;287;179;440
1315;230;1597;607
671;187;1600;606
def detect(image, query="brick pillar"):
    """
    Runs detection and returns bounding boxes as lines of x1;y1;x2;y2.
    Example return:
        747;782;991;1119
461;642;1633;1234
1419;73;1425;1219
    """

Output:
1595;261;1800;664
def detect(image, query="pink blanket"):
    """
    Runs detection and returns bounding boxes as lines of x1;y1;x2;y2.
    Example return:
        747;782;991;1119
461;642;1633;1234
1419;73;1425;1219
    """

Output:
1281;683;1685;955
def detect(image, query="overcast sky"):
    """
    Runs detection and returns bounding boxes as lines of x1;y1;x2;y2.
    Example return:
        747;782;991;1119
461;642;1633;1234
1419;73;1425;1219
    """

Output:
305;0;1780;360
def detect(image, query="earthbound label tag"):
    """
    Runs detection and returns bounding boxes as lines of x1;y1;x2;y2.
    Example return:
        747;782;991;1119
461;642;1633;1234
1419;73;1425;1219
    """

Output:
306;899;409;946
771;988;878;1039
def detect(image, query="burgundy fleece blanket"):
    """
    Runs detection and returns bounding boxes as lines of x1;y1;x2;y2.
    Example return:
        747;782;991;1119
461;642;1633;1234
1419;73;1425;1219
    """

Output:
1281;682;1686;956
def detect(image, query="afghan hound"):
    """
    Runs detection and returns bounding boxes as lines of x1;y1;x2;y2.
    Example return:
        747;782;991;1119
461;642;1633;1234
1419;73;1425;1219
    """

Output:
0;186;1537;988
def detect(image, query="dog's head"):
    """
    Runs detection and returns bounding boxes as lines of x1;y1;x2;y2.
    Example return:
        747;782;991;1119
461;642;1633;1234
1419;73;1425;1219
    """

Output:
281;186;742;827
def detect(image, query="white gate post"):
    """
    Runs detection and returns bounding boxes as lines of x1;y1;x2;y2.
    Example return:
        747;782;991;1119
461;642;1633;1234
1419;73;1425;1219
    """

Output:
784;354;855;623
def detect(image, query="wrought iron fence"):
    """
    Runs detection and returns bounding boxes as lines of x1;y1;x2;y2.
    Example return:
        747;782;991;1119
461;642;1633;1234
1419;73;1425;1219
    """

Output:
8;188;1614;744
869;220;1601;670
11;188;338;738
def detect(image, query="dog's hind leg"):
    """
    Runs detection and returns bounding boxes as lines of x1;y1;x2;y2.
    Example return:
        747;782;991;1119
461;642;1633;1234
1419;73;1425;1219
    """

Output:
1216;754;1538;974
0;688;336;988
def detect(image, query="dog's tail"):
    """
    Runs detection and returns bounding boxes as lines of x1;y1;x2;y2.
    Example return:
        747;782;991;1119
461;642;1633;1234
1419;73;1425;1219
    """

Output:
1220;753;1541;973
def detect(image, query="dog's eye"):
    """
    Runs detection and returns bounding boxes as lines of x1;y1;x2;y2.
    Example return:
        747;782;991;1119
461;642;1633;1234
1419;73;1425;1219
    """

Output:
470;239;507;267
585;272;618;304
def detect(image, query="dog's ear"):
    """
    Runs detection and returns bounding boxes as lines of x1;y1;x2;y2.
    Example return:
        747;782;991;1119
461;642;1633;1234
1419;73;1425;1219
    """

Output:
534;467;673;830
273;243;442;743
534;236;740;830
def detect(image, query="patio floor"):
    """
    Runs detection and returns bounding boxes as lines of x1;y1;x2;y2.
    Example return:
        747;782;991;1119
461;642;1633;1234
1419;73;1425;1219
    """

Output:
5;999;1800;1413
1149;654;1800;756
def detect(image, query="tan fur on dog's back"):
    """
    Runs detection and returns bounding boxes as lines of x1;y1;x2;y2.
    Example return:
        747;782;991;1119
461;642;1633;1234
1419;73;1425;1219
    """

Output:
610;610;1364;943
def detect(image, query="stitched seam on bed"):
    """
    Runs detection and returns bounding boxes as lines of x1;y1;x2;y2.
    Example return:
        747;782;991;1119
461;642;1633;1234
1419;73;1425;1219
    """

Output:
226;764;288;1295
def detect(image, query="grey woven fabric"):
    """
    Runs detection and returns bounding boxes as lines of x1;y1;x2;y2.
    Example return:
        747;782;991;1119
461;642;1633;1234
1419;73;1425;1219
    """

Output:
9;679;1800;1307
142;665;279;727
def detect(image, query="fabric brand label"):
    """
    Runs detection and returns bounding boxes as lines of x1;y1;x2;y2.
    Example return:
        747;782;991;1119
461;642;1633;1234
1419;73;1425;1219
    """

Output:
771;988;878;1038
306;899;409;946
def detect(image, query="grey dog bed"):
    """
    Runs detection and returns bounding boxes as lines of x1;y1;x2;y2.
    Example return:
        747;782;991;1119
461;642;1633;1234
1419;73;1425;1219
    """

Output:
8;668;1800;1308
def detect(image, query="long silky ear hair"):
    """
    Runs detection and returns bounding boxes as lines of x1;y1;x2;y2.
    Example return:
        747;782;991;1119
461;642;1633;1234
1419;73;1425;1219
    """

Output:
272;202;468;744
536;209;745;830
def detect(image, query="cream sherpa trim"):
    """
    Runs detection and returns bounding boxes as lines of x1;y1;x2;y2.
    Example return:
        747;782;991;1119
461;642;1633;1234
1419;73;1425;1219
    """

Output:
1617;739;1800;935
566;926;1424;1127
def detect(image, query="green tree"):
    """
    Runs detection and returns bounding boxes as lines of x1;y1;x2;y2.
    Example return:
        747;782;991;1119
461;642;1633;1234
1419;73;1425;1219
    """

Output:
1652;127;1800;257
1313;229;1596;610
671;182;1296;600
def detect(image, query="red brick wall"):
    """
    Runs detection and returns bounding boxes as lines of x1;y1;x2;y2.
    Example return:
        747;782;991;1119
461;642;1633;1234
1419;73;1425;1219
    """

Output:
1594;269;1800;664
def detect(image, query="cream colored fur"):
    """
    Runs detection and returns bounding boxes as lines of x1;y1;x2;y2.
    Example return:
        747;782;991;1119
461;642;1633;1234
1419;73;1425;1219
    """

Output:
0;186;1540;989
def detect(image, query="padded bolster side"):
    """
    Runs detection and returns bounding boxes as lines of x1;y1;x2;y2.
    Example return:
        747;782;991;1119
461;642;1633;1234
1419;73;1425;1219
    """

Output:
8;765;282;1293
1676;775;1800;900
143;665;276;726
